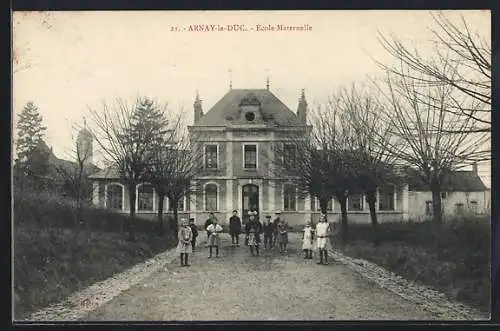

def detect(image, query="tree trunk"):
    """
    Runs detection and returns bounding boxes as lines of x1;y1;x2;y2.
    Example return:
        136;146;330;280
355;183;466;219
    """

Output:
430;182;443;224
128;183;137;241
157;194;165;236
172;198;179;237
338;197;348;243
319;198;328;220
366;190;379;245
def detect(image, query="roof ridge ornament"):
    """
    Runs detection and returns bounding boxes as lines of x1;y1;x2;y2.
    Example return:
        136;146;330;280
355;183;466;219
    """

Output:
265;69;270;90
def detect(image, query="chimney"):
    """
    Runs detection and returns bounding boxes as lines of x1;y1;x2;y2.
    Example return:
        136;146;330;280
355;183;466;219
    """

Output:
194;91;203;124
472;162;478;175
297;89;307;124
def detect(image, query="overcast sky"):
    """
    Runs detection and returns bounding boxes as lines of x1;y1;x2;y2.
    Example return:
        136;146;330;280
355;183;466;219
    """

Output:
12;10;491;186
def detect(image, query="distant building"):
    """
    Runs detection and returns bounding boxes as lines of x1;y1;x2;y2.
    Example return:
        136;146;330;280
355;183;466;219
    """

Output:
89;85;490;225
13;123;100;193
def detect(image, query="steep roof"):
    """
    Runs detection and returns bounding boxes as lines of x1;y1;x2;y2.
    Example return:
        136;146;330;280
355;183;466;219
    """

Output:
407;169;488;192
89;167;120;179
195;89;302;127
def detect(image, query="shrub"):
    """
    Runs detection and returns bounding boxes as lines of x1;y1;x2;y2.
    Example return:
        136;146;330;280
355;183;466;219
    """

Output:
13;189;176;320
338;216;491;312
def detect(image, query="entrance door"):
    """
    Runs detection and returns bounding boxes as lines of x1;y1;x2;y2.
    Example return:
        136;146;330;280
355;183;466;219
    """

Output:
242;184;259;223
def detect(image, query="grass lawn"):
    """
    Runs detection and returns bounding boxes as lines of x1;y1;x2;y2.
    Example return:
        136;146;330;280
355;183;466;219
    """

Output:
331;216;491;313
13;189;177;320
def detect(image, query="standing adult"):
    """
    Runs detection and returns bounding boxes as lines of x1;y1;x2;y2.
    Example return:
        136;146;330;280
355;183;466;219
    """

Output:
315;214;331;265
204;212;216;246
245;211;262;256
229;209;242;247
272;211;281;247
276;215;289;253
262;215;274;249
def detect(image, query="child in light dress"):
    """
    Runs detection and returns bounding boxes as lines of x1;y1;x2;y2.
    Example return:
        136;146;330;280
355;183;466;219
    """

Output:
302;220;315;259
206;218;223;258
176;218;193;267
315;214;330;265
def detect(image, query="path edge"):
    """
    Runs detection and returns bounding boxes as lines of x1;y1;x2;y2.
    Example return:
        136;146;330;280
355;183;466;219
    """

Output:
327;246;489;320
24;240;198;322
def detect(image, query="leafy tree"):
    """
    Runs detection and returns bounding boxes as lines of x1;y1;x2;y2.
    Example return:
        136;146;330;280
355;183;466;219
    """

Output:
15;101;49;185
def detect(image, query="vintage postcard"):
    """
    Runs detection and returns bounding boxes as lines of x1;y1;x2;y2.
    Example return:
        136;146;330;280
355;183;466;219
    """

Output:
12;10;491;322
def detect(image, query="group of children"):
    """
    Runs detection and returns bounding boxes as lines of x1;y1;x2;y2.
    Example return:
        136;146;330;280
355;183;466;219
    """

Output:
301;214;332;265
176;211;333;266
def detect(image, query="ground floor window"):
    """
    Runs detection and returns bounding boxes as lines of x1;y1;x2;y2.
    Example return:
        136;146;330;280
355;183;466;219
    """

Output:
378;185;395;211
106;184;123;210
425;201;433;215
137;184;154;211
168;196;185;211
455;203;465;214
311;197;333;211
283;184;296;211
470;200;478;214
205;183;218;211
348;193;364;211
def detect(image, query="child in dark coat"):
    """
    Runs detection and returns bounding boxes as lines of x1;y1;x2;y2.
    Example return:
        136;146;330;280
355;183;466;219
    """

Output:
188;218;198;251
262;215;275;249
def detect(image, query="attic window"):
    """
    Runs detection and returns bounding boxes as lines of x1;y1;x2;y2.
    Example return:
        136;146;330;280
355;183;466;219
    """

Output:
245;111;255;122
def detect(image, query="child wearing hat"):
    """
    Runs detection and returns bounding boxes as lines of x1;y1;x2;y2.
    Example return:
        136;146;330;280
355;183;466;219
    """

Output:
206;217;223;258
302;220;315;259
245;211;262;256
177;218;193;267
229;209;242;247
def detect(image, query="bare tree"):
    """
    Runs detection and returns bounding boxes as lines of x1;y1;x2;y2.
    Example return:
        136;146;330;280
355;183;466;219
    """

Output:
145;117;204;237
377;12;491;134
338;83;400;237
88;97;170;241
54;122;97;238
374;69;490;224
267;102;357;240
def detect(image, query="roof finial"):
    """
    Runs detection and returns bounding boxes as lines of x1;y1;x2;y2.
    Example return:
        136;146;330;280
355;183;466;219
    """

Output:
265;69;270;90
195;88;200;101
83;116;87;128
229;69;233;90
300;88;305;99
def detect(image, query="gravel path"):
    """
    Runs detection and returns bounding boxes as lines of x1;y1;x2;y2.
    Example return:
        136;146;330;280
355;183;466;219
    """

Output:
83;234;440;321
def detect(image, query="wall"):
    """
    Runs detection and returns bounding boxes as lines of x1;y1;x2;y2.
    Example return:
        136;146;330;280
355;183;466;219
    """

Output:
407;190;488;221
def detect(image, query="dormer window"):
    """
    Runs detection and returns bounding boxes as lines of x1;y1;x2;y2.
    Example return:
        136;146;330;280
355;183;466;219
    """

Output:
245;111;255;122
239;92;262;122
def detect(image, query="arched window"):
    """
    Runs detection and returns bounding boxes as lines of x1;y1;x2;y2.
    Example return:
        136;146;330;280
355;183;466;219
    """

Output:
106;184;123;210
205;184;218;211
137;184;154;211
